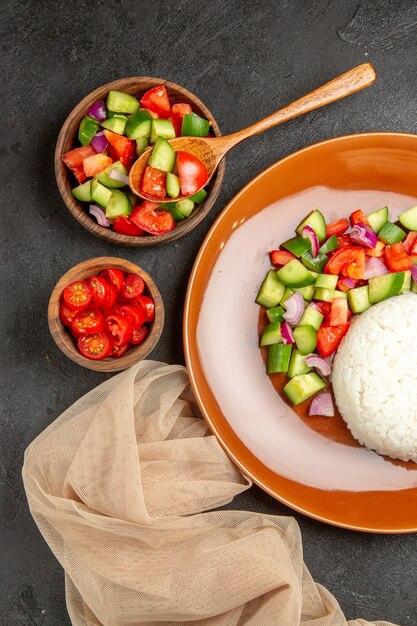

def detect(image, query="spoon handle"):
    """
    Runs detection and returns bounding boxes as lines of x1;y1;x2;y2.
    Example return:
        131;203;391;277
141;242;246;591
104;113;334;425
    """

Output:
220;63;376;153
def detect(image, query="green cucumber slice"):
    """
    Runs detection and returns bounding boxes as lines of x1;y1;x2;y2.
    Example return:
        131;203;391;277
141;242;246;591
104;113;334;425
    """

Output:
78;116;99;146
125;109;152;139
301;251;328;273
287;350;312;378
148;137;176;173
294;285;315;301
166;173;181;198
175;198;194;218
296;210;327;242
96;161;128;189
168;205;186;221
267;343;292;374
378;221;406;244
101;115;127;135
260;321;282;347
368;272;405;303
277;259;316;288
136;137;149;156
105;189;132;219
188;189;207;204
91;179;112;208
299;306;324;330
315;274;338;289
367;206;389;233
314;288;347;302
181;112;210;137
281;236;310;257
266;305;285;323
283;372;326;405
293;325;317;355
256;270;285;308
400;270;411;293
319;235;339;255
150;119;175;144
72;180;92;202
106;90;139;114
347;285;371;313
399;205;417;231
280;287;294;307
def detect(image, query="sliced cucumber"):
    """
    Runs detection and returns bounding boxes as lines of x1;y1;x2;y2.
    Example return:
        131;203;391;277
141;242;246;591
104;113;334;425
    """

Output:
299;306;324;330
319;235;339;255
281;235;310;257
266;305;285;323
105;189;132;219
293;325;317;355
314;288;347;302
400;270;411;293
256;270;285;308
181;112;210;137
188;189;207;204
398;205;417;231
280;287;294;307
347;285;371;313
287;350;312;378
78;116;99;146
96;161;128;189
106;90;139;114
315;274;338;289
148;137;176;173
150;119;176;144
72;180;92;202
260;322;282;347
277;259;316;288
301;251;328;273
175;199;194;218
166;172;181;198
293;285;315;301
136;137;149;156
267;343;292;374
368;272;404;304
125;109;152;139
367;206;388;233
101;114;127;135
378;221;406;244
296;210;327;242
91;179;112;208
283;372;326;406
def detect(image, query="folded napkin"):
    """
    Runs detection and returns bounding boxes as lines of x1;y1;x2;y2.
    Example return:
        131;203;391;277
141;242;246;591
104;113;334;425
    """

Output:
23;361;397;626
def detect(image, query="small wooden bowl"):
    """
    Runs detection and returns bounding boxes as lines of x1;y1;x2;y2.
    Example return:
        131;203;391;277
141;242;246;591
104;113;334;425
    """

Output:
48;257;164;372
55;77;225;246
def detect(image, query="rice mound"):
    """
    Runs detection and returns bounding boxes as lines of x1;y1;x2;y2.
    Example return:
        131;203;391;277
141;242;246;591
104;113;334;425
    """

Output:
332;292;417;463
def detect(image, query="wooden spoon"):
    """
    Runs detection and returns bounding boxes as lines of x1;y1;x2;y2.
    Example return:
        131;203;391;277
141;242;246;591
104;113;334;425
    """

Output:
129;63;376;202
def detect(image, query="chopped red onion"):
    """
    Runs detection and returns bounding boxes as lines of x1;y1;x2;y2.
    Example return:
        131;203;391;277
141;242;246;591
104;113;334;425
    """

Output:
350;222;378;249
281;322;295;344
337;276;356;290
91;131;108;153
89;205;110;227
301;224;319;257
87;99;107;122
304;354;331;377
109;168;129;185
364;257;389;279
411;265;417;285
309;391;334;417
283;292;305;326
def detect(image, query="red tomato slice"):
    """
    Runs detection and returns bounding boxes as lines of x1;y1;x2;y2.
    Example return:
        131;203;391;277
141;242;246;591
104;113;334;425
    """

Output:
72;164;88;184
103;130;136;168
350;209;368;226
133;294;155;322
110;343;129;358
329;298;348;326
83;154;112;177
169;114;182;137
140;85;172;119
313;301;331;322
336;235;352;249
326;218;349;238
118;305;145;328
59;302;77;326
62;145;96;181
63;280;93;310
172;103;192;117
119;274;145;301
403;231;417;253
132;325;148;345
71;309;103;336
104;313;133;346
324;246;366;280
140;166;167;199
269;250;296;266
101;268;125;292
85;276;110;308
78;332;111;360
101;283;117;312
366;240;385;257
113;216;144;236
384;242;411;272
177;151;208;196
131;202;175;235
317;323;350;358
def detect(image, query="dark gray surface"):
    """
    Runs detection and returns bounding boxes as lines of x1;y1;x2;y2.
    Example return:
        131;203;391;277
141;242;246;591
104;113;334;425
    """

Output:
1;0;417;623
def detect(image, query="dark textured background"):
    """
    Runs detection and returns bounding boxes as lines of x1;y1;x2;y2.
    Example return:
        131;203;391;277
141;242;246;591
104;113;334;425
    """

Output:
1;0;417;624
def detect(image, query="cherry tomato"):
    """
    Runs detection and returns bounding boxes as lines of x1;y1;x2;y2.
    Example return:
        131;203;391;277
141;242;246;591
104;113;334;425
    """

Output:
59;301;77;326
133;295;155;322
177;151;208;196
110;343;129;358
113;216;144;236
324;246;366;280
350;209;368;226
132;325;148;345
326;218;349;238
78;332;111;360
101;283;117;312
105;313;133;346
101;268;125;292
384;243;411;272
131;202;175;235
140;85;172;119
317;324;350;358
71;309;103;336
85;275;110;308
269;250;296;266
118;305;145;328
140;166;167;199
63;280;93;311
119;274;145;301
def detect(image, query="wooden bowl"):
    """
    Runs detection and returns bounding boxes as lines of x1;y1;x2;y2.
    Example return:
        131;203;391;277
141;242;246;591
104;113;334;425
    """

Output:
55;77;225;246
48;257;164;372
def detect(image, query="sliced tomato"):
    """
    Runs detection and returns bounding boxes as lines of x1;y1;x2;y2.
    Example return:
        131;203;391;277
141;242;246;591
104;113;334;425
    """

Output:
317;323;350;358
140;166;167;199
78;332;111;360
85;276;110;308
384;242;411;272
324;246;366;280
350;209;368;226
133;294;155;322
172;103;192;117
110;343;129;358
336;277;356;293
313;301;331;322
269;250;296;266
101;283;117;312
336;235;352;249
83;154;112;177
102;130;136;168
118;305;145;328
101;268;125;292
113;216;144;236
403;231;417;253
62;145;96;182
104;313;133;346
132;325;148;345
329;298;348;326
326;218;349;238
63;280;93;311
169;114;183;137
366;240;385;257
119;274;145;301
131;202;175;235
177;151;208;196
71;309;103;336
59;302;77;326
140;85;171;118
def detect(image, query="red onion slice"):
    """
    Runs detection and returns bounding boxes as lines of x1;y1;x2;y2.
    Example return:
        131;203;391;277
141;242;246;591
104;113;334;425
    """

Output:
281;322;295;344
364;257;389;279
91;131;108;153
283;292;305;326
89;204;110;227
350;222;378;249
301;224;319;257
304;354;331;377
87;99;107;122
109;168;129;185
411;265;417;285
309;391;334;417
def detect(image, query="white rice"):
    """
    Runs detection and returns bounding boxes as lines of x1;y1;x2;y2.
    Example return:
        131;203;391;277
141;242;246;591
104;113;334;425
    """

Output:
332;292;417;462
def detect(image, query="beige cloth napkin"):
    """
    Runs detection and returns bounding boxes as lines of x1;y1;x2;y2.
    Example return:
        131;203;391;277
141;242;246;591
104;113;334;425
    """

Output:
23;361;398;626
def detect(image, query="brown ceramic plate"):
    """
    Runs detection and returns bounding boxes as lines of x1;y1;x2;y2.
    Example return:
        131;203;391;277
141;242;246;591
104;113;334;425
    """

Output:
184;132;417;533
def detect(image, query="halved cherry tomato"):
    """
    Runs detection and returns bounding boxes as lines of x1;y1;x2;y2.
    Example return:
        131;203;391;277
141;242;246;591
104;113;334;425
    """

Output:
118;305;145;328
366;240;385;257
326;218;349;238
78;332;111;360
105;313;133;346
101;268;125;292
71;309;103;336
103;130;136;168
110;343;129;358
329;298;348;326
313;301;331;322
62;145;96;183
101;283;117;313
132;325;148;345
403;231;417;253
140;85;172;119
177;151;208;196
133;294;155;322
350;209;368;226
63;280;93;311
113;216;144;236
172;103;192;117
85;276;110;308
384;242;411;272
119;274;145;301
83;153;112;177
140;166;167;199
59;302;77;326
317;323;350;358
324;246;366;280
269;250;296;266
131;202;175;235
